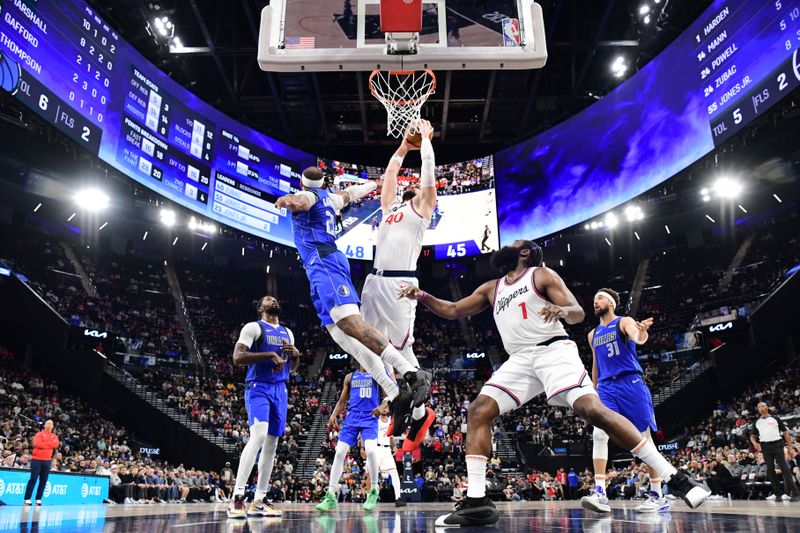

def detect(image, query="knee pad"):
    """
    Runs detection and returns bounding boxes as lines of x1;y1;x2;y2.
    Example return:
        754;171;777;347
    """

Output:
248;421;269;446
363;439;377;455
335;441;351;457
593;427;609;460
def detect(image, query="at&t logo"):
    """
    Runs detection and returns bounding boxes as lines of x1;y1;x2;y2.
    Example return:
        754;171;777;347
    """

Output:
44;482;68;497
0;479;25;497
81;483;101;498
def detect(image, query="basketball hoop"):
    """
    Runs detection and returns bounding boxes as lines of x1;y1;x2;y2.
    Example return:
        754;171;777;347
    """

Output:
369;69;436;138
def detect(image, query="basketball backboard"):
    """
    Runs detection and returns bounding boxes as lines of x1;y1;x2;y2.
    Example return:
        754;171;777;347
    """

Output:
258;0;547;72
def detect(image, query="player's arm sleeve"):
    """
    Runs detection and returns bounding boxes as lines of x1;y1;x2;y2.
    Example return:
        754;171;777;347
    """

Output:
286;328;295;346
330;193;346;213
236;322;261;348
296;191;319;207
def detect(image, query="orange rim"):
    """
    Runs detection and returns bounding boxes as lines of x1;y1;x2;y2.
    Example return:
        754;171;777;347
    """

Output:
369;68;437;107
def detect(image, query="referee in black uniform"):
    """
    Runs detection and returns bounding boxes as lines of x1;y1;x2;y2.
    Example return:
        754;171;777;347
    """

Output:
750;401;800;501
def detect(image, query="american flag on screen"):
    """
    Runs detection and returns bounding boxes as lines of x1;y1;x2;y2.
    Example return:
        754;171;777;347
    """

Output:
285;36;316;49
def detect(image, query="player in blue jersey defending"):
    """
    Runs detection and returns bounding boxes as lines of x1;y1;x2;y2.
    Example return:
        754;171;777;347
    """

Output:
581;288;708;514
227;296;299;519
275;168;431;437
316;366;386;512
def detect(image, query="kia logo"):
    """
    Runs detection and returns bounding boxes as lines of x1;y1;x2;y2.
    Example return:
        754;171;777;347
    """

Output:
466;352;485;359
329;353;348;360
83;329;108;339
709;322;733;332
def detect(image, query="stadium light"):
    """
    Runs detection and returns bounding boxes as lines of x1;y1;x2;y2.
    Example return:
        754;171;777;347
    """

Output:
611;56;628;78
584;224;591;230
634;231;641;241
188;216;217;235
605;212;619;229
67;213;76;222
664;225;671;234
713;177;742;199
774;194;783;203
705;214;716;223
639;5;651;15
33;202;41;212
590;221;599;230
201;242;208;251
172;236;179;246
738;205;748;213
74;188;110;212
604;237;612;247
142;231;148;241
160;209;177;227
643;15;651;24
624;205;644;222
98;222;108;231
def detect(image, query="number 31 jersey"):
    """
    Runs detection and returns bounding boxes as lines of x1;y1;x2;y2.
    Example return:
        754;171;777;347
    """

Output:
374;200;430;271
493;267;567;354
592;316;643;381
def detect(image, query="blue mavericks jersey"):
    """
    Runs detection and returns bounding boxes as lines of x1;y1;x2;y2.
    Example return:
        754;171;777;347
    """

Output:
246;321;292;384
592;317;643;381
348;370;380;416
292;188;338;260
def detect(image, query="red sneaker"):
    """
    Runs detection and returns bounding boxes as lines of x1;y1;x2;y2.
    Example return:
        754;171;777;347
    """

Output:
402;407;435;452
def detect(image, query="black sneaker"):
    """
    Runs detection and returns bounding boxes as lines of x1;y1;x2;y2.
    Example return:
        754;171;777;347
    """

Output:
395;499;407;507
389;389;414;437
666;471;711;509
404;370;432;408
435;496;499;527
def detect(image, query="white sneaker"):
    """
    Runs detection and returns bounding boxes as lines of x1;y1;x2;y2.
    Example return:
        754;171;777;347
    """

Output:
635;492;670;513
781;494;791;501
581;490;611;513
766;494;777;501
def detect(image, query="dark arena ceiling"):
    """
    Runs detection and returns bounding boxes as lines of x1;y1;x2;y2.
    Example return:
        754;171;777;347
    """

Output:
85;1;713;164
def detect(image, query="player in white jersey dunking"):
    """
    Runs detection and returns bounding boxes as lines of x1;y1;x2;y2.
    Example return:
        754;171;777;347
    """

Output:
361;120;436;447
399;240;711;527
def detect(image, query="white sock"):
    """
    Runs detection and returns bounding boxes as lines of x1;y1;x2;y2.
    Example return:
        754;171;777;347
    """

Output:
465;455;488;498
327;325;400;400
412;405;427;421
595;474;607;492
389;470;401;499
364;440;379;487
631;438;677;482
233;422;268;495
328;441;350;494
380;345;417;376
255;435;279;500
650;477;663;497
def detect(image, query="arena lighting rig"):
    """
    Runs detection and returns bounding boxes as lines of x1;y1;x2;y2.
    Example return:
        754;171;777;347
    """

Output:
73;188;110;212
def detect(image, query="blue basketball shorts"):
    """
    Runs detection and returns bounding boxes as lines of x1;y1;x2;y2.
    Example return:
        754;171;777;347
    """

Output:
597;373;657;433
244;381;288;437
305;249;360;326
338;413;378;447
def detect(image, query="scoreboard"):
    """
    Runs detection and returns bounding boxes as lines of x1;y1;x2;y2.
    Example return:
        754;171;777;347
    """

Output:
703;0;800;144
0;0;314;247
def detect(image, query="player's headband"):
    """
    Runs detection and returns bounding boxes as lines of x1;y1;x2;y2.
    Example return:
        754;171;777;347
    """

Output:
301;176;324;189
595;291;617;307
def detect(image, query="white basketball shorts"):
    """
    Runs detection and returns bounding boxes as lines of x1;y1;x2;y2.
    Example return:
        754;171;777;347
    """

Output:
480;339;596;415
361;274;417;351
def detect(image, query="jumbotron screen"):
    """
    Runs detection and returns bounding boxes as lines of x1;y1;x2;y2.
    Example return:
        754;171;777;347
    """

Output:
318;157;499;261
0;0;797;253
497;0;800;243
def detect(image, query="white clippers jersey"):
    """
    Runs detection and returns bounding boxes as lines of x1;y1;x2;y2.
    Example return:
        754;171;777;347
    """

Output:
493;267;567;354
378;417;392;446
374;200;430;271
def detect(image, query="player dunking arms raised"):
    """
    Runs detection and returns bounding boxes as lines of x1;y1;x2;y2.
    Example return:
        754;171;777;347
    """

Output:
227;296;299;519
316;366;385;512
581;288;679;514
275;167;431;436
361;119;436;446
399;240;711;527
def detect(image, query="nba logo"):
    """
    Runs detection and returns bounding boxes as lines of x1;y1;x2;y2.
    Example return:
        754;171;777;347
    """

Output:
502;18;520;47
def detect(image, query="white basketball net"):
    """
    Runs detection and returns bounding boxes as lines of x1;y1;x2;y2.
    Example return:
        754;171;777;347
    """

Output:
369;69;437;138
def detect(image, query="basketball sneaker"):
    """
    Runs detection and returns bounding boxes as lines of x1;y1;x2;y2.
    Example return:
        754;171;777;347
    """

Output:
389;389;414;437
405;370;432;408
247;499;282;517
315;490;338;512
581;488;611;513
666;471;711;509
227;495;247;519
402;407;435;452
363;487;380;511
635;491;670;513
435;496;500;527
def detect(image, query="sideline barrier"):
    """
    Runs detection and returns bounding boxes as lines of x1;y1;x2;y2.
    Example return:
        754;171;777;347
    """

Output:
0;468;108;506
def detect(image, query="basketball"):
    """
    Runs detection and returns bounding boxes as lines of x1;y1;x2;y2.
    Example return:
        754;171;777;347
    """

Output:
406;130;422;147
